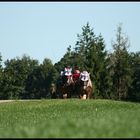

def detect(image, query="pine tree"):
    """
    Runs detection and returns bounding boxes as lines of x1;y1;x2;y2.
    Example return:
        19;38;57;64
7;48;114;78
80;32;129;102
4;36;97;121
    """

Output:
128;52;140;101
74;22;96;70
86;33;109;98
55;22;109;99
111;23;132;100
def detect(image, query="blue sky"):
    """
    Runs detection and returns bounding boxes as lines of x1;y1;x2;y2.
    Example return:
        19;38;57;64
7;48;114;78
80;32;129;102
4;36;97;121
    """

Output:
0;2;140;65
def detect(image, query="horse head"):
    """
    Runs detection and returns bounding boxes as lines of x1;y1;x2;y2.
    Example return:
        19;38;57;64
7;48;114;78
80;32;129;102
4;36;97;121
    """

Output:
79;71;90;90
78;71;93;99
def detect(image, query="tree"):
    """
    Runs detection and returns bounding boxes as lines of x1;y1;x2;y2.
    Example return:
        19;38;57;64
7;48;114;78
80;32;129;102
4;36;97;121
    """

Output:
74;22;96;70
128;52;140;101
54;22;109;99
85;33;110;98
25;58;57;99
0;53;3;99
110;23;132;100
54;45;74;73
1;55;39;99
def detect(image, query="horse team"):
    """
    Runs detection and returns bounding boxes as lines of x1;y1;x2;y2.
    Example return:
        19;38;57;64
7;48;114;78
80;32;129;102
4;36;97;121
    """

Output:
50;70;93;100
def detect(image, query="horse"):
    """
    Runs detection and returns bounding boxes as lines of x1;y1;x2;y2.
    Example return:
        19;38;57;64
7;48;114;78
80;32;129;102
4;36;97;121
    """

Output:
57;74;74;99
77;71;93;99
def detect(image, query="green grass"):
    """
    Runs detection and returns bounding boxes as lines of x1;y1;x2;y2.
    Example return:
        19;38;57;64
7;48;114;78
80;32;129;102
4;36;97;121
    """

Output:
0;99;140;138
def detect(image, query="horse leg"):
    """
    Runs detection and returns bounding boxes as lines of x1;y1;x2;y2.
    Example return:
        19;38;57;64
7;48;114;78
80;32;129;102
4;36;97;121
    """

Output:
79;94;83;99
79;90;87;99
63;93;67;99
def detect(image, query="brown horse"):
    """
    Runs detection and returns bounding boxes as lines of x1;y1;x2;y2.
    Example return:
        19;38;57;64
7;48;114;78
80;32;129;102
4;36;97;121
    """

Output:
77;71;93;99
57;74;74;99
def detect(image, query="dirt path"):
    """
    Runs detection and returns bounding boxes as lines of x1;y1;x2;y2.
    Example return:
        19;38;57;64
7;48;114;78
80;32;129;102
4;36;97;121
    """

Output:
0;100;14;103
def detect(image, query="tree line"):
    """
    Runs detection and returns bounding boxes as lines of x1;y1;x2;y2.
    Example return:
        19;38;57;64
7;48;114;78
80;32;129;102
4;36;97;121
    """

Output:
0;22;139;102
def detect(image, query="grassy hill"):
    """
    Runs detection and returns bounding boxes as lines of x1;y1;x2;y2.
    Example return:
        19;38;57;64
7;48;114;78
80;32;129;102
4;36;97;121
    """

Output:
0;99;140;138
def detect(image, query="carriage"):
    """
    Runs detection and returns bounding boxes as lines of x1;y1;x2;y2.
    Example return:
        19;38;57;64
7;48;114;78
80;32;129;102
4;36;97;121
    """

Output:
54;70;93;99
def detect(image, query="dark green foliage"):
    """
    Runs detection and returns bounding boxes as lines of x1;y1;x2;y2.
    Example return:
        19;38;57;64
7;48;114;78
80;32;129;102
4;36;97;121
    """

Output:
74;22;96;70
54;23;110;99
110;24;132;100
0;22;139;101
85;34;110;99
0;55;39;99
25;58;58;99
128;52;140;102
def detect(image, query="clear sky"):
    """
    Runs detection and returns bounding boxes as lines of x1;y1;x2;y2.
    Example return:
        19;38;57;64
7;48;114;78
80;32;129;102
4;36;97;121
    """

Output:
0;2;140;65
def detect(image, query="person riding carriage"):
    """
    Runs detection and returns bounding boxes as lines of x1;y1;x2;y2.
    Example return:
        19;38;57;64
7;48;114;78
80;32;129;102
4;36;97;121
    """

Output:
72;66;81;83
